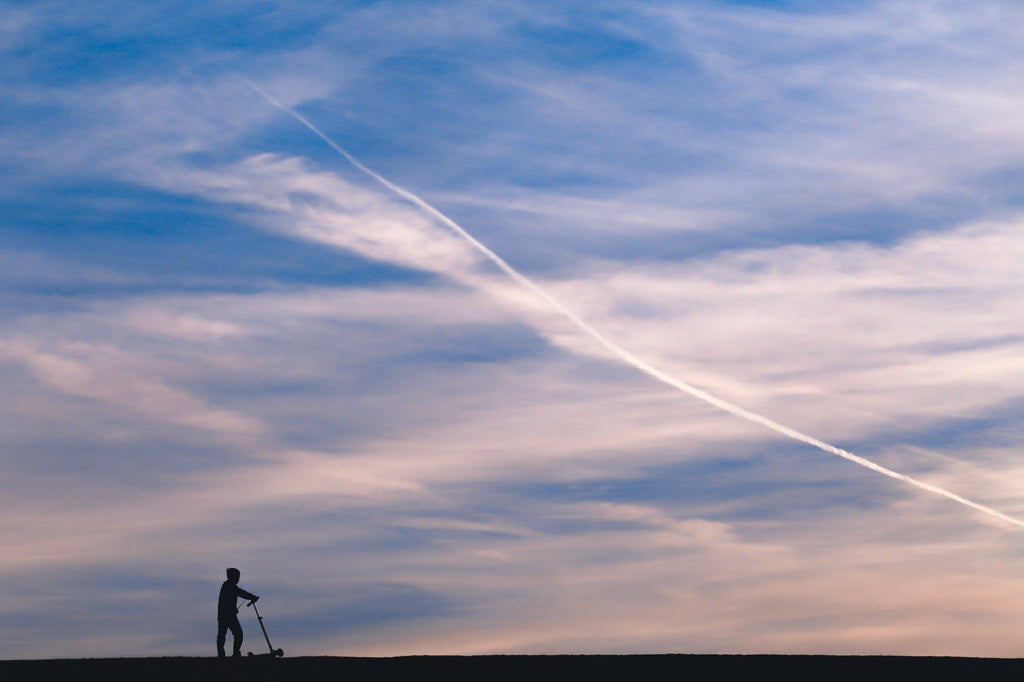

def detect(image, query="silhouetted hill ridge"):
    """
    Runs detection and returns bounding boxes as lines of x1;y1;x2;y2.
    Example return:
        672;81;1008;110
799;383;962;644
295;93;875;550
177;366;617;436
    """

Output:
3;654;1023;682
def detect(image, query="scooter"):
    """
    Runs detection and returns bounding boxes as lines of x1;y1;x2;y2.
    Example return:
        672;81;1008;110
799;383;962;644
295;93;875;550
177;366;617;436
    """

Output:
245;600;284;657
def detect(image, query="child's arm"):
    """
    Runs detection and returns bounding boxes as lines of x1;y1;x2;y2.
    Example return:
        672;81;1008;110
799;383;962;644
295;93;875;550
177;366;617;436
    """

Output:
238;587;259;603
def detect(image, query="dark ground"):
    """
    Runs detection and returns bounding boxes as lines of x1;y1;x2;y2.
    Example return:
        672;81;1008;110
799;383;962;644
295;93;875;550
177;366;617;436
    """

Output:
2;655;1024;682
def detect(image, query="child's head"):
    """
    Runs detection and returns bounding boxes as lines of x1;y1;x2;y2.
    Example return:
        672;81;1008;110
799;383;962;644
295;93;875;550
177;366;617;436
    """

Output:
226;567;241;583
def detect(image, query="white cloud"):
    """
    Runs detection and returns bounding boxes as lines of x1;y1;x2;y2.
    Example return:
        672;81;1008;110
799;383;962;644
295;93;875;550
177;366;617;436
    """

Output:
156;154;483;276
0;338;264;441
534;217;1024;441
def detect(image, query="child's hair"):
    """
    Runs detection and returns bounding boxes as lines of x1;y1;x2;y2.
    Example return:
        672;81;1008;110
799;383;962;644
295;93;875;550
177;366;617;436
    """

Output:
226;567;240;580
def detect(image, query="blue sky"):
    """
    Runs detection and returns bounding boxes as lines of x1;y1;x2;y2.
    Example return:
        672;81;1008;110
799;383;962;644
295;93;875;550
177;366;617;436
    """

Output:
4;0;1024;658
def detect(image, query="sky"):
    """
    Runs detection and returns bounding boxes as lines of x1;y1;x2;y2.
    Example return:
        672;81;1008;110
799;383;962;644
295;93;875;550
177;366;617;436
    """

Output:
3;0;1024;659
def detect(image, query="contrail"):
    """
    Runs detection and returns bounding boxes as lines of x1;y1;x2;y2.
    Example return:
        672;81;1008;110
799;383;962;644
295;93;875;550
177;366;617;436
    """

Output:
245;80;1024;530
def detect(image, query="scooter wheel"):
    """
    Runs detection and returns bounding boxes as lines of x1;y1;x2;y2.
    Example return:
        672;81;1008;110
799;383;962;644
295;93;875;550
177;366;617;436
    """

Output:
274;649;284;657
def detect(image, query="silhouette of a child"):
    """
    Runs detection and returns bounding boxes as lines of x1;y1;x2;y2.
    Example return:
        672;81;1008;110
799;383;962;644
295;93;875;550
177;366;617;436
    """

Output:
216;567;259;657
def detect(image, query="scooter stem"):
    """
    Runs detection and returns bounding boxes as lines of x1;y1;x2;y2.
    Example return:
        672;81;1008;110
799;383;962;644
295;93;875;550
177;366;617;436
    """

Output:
248;601;275;653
